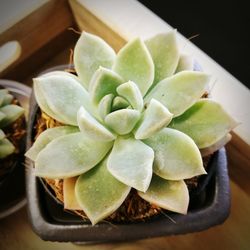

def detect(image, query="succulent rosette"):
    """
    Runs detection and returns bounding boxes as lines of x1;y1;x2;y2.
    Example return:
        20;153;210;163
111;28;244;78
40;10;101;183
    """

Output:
26;31;236;225
0;89;24;159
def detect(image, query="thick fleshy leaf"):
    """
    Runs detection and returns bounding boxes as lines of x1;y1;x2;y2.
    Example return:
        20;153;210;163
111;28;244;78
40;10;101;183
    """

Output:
25;126;79;161
169;99;238;148
98;94;114;120
74;32;116;88
112;96;129;111
2;94;14;106
145;31;179;87
134;99;173;140
35;132;113;178
63;177;82;210
0;104;24;127
107;136;154;192
33;73;92;125
105;109;140;135
77;106;116;141
143;128;205;180
113;38;154;96
200;134;232;157
116;81;143;111
145;71;210;117
138;175;189;214
0;111;6;122
75;157;131;225
0;89;8;106
0;138;15;159
175;54;194;73
0;129;5;140
89;67;123;105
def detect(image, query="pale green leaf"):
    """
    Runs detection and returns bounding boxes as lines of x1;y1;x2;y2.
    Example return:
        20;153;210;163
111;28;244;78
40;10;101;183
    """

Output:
25;126;79;161
0;111;6;122
112;96;129;111
89;67;123;105
107;136;154;192
138;175;189;214
175;54;194;73
169;99;238;148
144;128;205;180
74;32;116;88
200;134;232;157
33;73;92;125
2;94;14;106
105;109;140;135
134;99;173;139
35;132;113;178
145;71;210;117
0;104;24;127
0;89;8;106
0;138;15;159
116;81;143;111
77;106;116;141
0;129;5;140
75;157;130;225
98;94;114;120
145;31;179;87
113;38;154;96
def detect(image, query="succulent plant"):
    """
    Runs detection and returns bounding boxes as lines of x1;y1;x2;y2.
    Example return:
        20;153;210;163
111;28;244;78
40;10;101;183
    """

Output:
26;31;237;225
0;89;24;159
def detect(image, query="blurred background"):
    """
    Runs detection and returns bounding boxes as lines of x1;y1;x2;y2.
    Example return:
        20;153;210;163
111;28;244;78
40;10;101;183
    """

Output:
140;1;250;89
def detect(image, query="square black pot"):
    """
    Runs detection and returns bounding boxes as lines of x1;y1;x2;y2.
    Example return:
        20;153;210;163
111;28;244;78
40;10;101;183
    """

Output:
25;88;231;243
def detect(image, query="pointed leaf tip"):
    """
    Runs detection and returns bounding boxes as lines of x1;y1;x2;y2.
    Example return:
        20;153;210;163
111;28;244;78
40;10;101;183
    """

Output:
33;73;92;125
135;99;173;139
105;109;140;135
144;128;205;180
75;157;130;225
74;32;116;88
116;81;143;111
169;99;238;148
138;176;189;214
145;31;180;87
107;136;154;192
113;38;154;96
35;132;113;178
77;106;116;141
145;70;210;117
